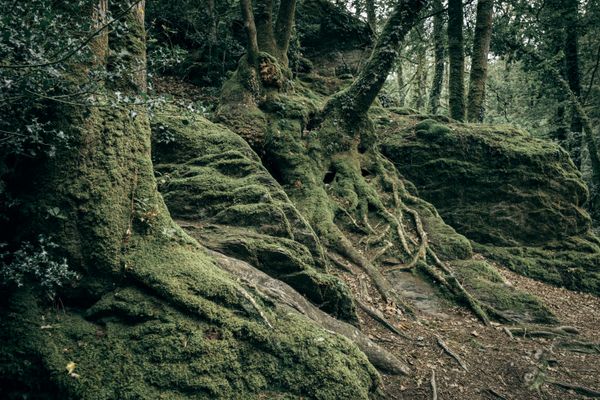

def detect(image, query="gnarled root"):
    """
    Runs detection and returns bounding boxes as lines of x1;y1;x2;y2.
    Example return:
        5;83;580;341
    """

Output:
207;248;411;375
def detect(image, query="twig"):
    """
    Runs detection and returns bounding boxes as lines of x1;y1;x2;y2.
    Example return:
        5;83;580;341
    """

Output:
437;336;468;371
430;369;438;400
503;326;514;339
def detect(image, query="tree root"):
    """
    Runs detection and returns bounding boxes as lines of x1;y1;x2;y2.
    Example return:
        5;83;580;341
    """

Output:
237;285;273;329
207;248;411;375
436;336;468;371
356;299;411;340
508;326;579;338
550;380;600;397
556;339;600;354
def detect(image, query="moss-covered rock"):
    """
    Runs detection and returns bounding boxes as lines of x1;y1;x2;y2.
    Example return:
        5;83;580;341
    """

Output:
151;105;357;321
381;117;600;294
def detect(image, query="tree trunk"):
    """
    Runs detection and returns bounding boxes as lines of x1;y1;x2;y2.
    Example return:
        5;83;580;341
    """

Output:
366;0;378;35
241;0;260;65
564;0;583;167
242;0;297;67
467;0;494;122
429;0;445;115
412;20;427;111
275;0;297;65
448;0;465;121
397;60;406;107
324;0;428;119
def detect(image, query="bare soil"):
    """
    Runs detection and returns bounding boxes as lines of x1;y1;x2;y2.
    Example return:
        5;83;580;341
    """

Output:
336;256;600;400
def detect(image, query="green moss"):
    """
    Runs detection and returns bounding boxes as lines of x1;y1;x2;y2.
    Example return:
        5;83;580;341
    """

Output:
151;105;357;321
382;115;600;294
452;260;556;324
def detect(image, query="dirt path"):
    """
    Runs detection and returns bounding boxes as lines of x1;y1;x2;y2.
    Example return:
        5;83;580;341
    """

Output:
336;260;600;399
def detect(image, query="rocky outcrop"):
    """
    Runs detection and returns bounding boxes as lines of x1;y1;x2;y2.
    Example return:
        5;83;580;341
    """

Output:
382;116;600;294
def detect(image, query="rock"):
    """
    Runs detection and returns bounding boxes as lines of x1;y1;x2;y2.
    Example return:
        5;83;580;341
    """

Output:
382;117;600;295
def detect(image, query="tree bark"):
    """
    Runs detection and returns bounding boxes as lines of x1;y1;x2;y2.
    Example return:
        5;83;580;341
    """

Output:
412;20;427;111
325;0;428;118
275;0;297;65
467;0;494;122
240;0;260;65
448;0;465;121
243;0;297;67
564;0;583;167
366;0;378;35
429;0;445;114
397;60;406;107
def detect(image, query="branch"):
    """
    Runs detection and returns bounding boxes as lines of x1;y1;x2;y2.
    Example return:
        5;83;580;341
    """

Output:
324;0;429;117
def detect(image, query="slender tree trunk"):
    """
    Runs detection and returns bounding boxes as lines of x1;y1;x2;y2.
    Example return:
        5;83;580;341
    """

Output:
324;0;428;118
274;0;297;65
564;0;583;167
448;0;465;121
429;0;445;114
366;0;377;34
397;60;406;107
412;20;427;111
241;0;260;65
467;0;494;122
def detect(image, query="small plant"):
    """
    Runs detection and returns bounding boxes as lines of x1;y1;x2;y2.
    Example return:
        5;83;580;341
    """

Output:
0;235;78;298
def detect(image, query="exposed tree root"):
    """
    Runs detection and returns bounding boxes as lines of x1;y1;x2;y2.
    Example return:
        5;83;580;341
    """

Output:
556;340;600;354
550;380;600;397
436;336;468;371
356;299;411;340
508;326;579;338
207;248;411;375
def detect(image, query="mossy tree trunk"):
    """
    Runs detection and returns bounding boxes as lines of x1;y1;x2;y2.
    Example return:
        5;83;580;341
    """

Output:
366;0;378;34
448;0;465;121
429;0;445;115
322;0;428;119
397;59;407;107
412;20;428;111
466;0;493;123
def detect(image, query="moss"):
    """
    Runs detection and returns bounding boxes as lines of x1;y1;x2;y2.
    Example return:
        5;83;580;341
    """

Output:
452;260;556;324
381;115;600;294
151;105;357;321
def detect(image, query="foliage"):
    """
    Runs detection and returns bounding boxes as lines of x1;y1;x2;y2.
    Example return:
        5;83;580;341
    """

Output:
0;0;100;157
0;236;77;297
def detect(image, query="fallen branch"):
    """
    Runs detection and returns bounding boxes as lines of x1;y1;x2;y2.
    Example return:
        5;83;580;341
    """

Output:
508;326;579;339
437;336;468;371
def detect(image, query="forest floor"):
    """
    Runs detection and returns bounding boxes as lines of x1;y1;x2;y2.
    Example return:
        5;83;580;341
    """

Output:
335;254;600;400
